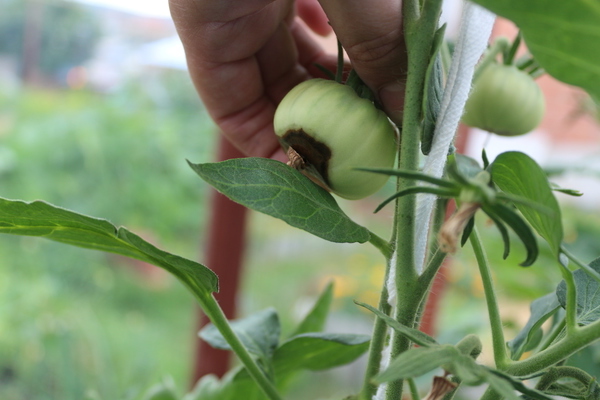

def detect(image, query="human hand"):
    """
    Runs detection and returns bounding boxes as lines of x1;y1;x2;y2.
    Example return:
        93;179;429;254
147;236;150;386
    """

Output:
169;0;406;159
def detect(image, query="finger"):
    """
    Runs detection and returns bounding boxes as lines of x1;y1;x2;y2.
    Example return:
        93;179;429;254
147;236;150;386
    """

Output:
170;0;277;25
317;0;406;123
170;0;289;157
296;0;332;36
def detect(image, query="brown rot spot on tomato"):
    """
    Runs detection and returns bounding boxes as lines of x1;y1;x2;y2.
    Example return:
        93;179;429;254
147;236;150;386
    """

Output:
280;129;332;186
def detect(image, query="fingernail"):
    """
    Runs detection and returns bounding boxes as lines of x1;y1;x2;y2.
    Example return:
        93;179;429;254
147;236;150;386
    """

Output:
379;82;405;124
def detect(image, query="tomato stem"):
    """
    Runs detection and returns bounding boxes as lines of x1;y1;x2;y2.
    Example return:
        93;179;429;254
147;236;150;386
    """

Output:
473;37;509;81
335;39;344;83
503;31;522;65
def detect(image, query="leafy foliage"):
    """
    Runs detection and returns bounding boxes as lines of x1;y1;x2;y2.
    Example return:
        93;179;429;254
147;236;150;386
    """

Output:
375;339;554;400
0;198;218;295
356;301;437;347
557;257;600;326
196;289;369;400
490;151;563;256
508;293;561;360
200;308;280;362
189;158;371;244
290;282;334;337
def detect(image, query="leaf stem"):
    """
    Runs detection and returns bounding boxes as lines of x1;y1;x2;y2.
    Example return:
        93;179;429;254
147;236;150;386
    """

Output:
472;37;510;81
408;378;420;400
558;264;578;335
469;227;510;369
561;245;600;284
360;258;393;400
419;247;447;290
368;231;393;258
199;294;283;400
536;316;566;352
385;0;443;399
504;317;600;376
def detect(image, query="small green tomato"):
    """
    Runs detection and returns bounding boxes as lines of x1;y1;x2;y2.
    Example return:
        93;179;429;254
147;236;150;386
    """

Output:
461;62;545;136
274;79;397;200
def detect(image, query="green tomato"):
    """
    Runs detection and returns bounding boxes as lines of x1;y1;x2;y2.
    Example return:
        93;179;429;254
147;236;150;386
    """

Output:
274;79;397;200
461;62;545;136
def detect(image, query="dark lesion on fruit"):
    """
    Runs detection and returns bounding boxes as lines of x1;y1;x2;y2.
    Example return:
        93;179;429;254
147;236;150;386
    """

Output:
280;129;332;191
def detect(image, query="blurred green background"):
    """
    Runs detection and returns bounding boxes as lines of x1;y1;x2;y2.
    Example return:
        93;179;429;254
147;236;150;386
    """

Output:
2;1;600;400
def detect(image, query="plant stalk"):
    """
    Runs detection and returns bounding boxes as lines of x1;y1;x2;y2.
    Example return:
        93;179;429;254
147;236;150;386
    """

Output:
360;256;393;400
382;1;444;399
469;227;510;369
369;232;393;258
408;378;420;400
199;294;283;400
504;317;600;376
559;264;578;335
536;317;565;352
561;245;600;283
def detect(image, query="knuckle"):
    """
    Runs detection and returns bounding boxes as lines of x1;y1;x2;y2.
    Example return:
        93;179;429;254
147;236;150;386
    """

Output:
344;28;404;67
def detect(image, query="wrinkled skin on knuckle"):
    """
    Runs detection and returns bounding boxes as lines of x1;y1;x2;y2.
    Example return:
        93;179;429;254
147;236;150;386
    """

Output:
342;28;406;83
345;28;401;65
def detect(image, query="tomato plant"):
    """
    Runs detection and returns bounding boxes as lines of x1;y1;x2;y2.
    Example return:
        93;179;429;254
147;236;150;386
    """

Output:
1;1;600;400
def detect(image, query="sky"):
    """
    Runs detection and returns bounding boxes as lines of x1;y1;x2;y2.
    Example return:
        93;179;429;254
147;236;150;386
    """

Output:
71;0;171;19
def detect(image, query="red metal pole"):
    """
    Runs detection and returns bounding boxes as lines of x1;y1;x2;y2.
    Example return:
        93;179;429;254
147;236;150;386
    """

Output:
191;135;248;383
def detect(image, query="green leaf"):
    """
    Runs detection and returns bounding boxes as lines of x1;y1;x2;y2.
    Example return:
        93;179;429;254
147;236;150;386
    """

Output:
355;301;437;347
272;333;370;375
421;24;447;156
460;216;475;248
556;257;600;325
375;186;459;213
200;308;280;363
535;366;600;400
490;151;562;256
486;369;557;400
375;345;460;382
189;158;370;244
550;182;583;197
142;379;180;400
483;203;539;266
290;282;334;337
376;340;554;400
450;154;484;183
483;209;511;259
357;168;459;189
447;353;487;385
0;197;218;295
186;374;224;400
485;373;522;400
470;0;600;99
543;380;600;400
508;293;561;360
186;372;263;400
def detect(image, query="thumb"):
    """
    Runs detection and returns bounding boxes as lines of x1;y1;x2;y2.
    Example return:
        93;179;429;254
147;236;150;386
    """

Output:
317;0;407;124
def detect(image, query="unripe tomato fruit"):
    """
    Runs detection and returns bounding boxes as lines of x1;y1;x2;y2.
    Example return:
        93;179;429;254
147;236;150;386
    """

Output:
274;79;397;200
461;62;545;136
